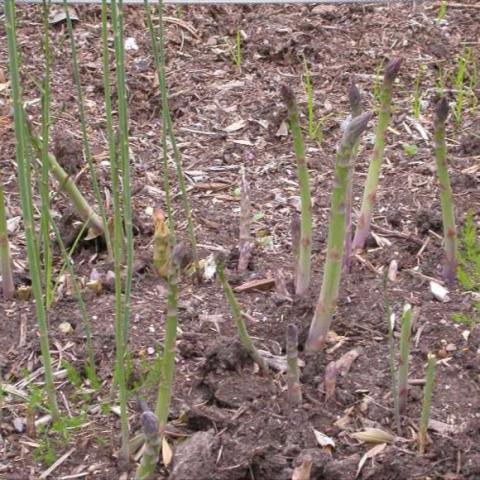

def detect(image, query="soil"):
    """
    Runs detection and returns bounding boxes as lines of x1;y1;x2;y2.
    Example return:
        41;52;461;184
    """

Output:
1;1;480;479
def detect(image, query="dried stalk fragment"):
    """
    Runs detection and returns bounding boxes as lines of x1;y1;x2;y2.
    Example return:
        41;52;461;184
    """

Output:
286;324;302;405
433;97;457;286
238;167;253;273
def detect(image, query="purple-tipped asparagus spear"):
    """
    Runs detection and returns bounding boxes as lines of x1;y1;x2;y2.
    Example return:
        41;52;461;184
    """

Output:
352;58;402;252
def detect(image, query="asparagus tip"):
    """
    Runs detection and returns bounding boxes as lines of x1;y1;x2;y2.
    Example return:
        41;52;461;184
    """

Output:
280;84;295;109
344;111;373;144
348;80;361;111
435;97;449;123
141;411;159;438
384;57;403;82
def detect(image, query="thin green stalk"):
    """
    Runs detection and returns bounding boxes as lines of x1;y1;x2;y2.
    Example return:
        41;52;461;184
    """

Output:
48;212;97;382
0;185;15;300
136;410;161;479
418;353;437;455
63;0;112;257
434;97;457;287
4;0;60;420
343;80;362;271
40;0;53;308
286;324;301;405
281;85;312;296
305;112;372;352
398;304;412;415
217;260;268;373
110;0;131;462
155;244;180;429
384;273;400;432
352;58;402;251
144;0;175;236
154;0;198;275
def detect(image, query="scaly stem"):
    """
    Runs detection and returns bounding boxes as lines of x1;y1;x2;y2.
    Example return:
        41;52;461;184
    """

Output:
286;324;301;405
63;0;112;257
0;185;14;300
352;58;402;251
344;80;362;271
217;260;268;373
418;353;437;455
305;112;372;352
434;98;457;286
136;410;161;480
155;244;180;428
281;85;312;296
398;304;412;416
4;0;60;420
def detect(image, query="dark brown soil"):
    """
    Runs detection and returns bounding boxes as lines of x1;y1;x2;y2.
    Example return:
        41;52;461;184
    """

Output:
1;2;480;479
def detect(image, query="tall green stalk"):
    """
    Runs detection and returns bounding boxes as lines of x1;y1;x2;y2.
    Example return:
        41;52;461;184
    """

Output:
144;0;175;237
40;0;53;308
63;0;112;257
398;304;412;415
281;85;312;296
0;185;15;300
153;0;198;273
343;80;362;271
4;0;59;420
418;353;437;455
434;97;457;286
305;112;372;352
217;260;268;373
110;0;132;462
352;58;402;251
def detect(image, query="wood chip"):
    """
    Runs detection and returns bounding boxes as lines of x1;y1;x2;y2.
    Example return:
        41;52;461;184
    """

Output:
234;278;275;293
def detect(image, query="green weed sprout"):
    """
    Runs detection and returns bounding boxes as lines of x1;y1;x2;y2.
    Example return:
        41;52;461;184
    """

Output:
217;259;268;373
412;66;424;119
434;97;458;286
305;112;372;352
453;52;468;126
343;80;362;271
302;61;323;142
136;409;161;480
437;0;447;23
286;324;301;405
398;304;412;415
418;353;437;455
281;85;312;296
4;0;60;420
0;185;14;299
233;30;242;69
352;58;402;252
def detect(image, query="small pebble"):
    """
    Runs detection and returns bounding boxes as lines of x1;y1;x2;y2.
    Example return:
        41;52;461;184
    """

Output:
13;417;25;433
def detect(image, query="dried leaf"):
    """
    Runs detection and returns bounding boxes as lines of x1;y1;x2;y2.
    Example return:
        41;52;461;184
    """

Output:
351;428;395;444
335;347;363;376
162;436;173;467
355;443;387;479
48;5;79;25
312;428;335;449
200;254;217;282
223;119;246;133
292;455;313;480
